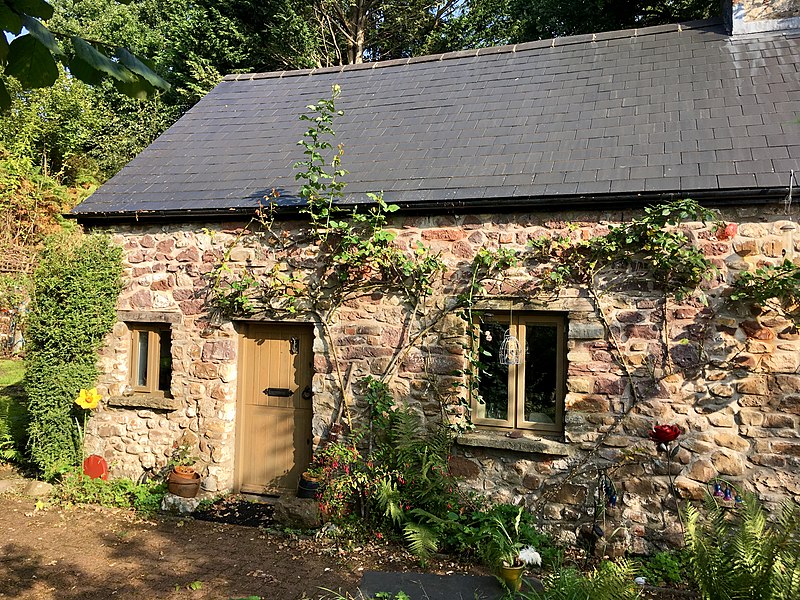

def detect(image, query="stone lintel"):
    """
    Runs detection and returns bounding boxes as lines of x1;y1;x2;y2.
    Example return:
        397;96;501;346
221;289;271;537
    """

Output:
568;322;605;339
107;394;181;411
456;431;572;456
117;310;180;324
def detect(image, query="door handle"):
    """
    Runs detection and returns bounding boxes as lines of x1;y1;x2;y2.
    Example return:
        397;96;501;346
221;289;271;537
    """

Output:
302;386;313;400
263;387;293;397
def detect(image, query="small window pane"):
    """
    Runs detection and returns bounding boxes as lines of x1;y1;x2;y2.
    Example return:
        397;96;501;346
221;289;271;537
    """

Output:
523;323;558;424
136;331;149;387
477;321;509;421
158;331;172;394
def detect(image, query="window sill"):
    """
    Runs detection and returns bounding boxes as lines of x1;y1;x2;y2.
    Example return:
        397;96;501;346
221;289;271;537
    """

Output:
107;394;181;411
455;430;573;456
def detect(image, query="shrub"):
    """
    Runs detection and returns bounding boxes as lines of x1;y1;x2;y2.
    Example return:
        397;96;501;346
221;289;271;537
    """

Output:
55;469;167;515
635;550;688;587
24;232;121;478
684;494;800;600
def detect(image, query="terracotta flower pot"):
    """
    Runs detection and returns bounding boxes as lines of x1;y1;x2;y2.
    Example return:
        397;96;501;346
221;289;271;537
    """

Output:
498;562;525;592
167;470;201;498
172;464;197;479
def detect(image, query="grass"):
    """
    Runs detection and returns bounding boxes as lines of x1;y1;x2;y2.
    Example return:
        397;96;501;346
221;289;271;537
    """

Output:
0;358;26;461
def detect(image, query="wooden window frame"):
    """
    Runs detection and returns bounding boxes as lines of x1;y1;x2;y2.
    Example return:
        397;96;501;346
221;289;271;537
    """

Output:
129;324;172;397
471;313;566;435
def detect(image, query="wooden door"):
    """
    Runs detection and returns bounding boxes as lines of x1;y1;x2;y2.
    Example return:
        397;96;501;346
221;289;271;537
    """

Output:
237;323;313;495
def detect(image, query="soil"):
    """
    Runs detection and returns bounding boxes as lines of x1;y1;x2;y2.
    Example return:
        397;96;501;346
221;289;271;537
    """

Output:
193;497;275;529
0;495;485;600
0;489;696;600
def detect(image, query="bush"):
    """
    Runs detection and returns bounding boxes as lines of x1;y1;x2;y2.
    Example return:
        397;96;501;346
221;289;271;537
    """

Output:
55;469;166;515
24;232;121;478
635;550;688;587
684;494;800;600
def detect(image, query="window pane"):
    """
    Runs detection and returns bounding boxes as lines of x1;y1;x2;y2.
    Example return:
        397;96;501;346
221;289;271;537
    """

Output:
523;323;558;423
158;331;172;394
137;331;149;387
477;321;509;421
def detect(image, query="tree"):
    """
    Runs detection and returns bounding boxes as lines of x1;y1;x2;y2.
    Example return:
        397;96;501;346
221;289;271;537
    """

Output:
0;0;169;110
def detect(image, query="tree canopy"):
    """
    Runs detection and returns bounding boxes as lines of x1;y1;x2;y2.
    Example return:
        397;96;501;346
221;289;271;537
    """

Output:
0;0;170;109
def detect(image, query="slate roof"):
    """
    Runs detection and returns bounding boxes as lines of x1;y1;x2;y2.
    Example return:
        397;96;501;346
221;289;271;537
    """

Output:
72;19;800;221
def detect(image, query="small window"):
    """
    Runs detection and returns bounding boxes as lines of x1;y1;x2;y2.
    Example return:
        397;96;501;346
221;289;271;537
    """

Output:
129;324;172;396
472;313;566;434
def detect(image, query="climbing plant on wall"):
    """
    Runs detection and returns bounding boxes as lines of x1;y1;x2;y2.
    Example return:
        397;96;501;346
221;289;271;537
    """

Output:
208;85;520;430
24;230;122;479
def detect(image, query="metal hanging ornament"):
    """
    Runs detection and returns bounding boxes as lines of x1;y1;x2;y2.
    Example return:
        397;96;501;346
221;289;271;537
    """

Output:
499;329;521;365
499;308;521;365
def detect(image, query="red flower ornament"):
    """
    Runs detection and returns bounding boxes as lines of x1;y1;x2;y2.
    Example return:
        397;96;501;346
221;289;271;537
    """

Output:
649;424;682;444
716;223;738;241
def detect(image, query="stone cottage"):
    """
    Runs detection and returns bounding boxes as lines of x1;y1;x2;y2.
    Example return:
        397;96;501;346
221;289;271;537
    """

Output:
71;4;800;550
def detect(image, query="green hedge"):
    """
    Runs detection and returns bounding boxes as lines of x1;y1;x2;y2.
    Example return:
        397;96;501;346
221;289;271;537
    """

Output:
24;233;122;478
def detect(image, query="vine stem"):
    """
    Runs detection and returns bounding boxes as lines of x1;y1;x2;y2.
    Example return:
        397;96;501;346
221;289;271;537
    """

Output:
319;313;352;431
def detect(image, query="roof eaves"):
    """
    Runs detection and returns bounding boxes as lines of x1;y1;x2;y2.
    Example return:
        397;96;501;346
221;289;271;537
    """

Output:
70;186;790;226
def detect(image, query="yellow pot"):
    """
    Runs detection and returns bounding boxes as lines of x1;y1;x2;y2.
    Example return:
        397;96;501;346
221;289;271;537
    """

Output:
498;562;525;592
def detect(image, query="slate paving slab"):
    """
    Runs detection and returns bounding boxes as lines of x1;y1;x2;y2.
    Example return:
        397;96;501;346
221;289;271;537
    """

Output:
359;571;544;600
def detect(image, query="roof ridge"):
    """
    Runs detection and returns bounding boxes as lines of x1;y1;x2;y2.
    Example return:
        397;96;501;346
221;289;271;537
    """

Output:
223;18;723;83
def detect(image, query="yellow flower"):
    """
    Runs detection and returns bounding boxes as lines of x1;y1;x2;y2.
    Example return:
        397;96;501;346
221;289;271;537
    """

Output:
75;388;101;410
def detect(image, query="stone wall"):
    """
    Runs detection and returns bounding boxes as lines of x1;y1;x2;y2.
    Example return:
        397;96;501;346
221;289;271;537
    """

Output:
86;204;800;550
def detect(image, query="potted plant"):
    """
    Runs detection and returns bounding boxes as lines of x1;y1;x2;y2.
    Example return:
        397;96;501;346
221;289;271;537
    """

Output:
484;506;542;592
166;443;201;498
297;464;324;499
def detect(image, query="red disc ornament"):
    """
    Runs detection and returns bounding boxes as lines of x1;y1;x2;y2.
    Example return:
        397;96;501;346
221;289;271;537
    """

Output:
82;454;109;480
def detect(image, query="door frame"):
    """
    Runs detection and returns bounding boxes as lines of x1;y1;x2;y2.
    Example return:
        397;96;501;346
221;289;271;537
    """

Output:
233;321;315;494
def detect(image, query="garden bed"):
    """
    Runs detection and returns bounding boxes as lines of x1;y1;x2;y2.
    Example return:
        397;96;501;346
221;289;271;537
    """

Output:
192;495;276;528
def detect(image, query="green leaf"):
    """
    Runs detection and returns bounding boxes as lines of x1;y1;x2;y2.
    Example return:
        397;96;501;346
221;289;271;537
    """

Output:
9;0;54;20
22;15;62;56
113;76;154;100
0;5;23;35
5;35;58;88
114;47;170;91
70;36;135;84
0;79;11;110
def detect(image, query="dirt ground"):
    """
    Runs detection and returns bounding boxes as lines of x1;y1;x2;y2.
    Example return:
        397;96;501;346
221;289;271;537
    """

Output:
0;495;482;600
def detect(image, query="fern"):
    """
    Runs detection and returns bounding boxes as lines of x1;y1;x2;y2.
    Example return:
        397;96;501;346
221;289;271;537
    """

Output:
375;478;403;525
684;494;800;600
403;522;439;560
524;560;640;600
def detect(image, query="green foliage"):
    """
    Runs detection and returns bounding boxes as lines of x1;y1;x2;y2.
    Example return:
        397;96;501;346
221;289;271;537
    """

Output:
24;232;122;478
0;0;169;110
312;382;455;529
442;503;560;569
55;469;167;514
529;198;719;300
684;494;800;600
523;560;641;600
0;148;78;248
0;273;30;312
0;359;26;463
432;0;716;50
0;71;107;182
635;550;688;587
731;259;800;316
